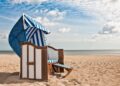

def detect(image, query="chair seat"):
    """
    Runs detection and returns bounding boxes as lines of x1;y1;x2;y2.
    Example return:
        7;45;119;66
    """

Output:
53;63;72;69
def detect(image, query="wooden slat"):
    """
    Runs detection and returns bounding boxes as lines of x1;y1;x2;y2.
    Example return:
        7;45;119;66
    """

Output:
34;47;36;79
27;62;34;65
42;48;48;81
35;48;42;79
58;49;64;72
28;45;34;79
21;45;28;78
27;45;29;78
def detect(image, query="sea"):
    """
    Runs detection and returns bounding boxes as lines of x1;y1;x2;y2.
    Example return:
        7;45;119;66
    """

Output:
65;50;120;55
1;50;120;55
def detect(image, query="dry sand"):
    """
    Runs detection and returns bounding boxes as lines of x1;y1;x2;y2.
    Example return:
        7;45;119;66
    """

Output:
0;54;120;86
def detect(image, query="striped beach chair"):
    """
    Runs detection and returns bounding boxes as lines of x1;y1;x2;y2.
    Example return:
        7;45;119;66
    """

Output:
20;42;72;81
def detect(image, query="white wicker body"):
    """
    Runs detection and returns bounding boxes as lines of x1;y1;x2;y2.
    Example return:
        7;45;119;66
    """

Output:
20;43;48;81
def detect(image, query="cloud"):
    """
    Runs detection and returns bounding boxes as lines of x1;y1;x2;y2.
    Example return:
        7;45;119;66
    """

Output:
35;9;49;14
98;21;120;34
111;0;118;3
98;25;116;34
34;9;66;21
62;0;120;19
0;32;8;40
35;9;66;27
47;9;66;21
58;27;71;33
10;0;47;4
35;16;58;27
47;9;66;18
60;0;120;35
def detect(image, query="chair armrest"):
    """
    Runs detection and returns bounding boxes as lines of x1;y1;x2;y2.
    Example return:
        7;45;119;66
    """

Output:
47;46;64;64
47;46;64;73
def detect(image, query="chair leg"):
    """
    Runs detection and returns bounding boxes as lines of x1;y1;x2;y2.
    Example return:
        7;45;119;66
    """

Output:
52;65;62;73
48;64;54;75
62;68;73;78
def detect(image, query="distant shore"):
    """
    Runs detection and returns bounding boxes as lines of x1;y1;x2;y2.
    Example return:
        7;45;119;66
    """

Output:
0;51;14;54
1;50;120;55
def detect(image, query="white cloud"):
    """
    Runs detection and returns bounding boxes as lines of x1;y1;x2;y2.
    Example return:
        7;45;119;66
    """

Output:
35;16;58;27
98;21;120;35
98;25;116;34
35;9;66;27
90;32;120;43
47;9;66;21
61;0;120;35
58;27;71;33
34;10;66;28
11;0;47;4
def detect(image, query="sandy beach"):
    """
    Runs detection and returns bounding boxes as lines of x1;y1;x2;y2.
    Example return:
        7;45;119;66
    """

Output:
0;54;120;86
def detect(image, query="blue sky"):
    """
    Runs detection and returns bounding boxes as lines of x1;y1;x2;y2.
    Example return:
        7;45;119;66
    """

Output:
1;0;120;50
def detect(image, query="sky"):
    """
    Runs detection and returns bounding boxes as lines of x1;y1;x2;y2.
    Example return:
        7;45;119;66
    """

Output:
1;0;120;50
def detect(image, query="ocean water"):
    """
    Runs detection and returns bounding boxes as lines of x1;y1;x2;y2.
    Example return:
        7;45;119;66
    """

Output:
0;50;120;55
64;50;120;55
0;51;14;54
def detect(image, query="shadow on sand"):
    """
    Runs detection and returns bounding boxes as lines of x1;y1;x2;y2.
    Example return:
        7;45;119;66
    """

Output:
0;72;41;84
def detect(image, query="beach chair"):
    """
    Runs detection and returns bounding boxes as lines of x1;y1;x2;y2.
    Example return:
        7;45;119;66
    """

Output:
20;42;72;81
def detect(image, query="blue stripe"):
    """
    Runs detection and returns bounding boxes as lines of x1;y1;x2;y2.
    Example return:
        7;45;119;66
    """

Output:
26;27;32;35
37;30;42;46
24;20;30;27
25;26;46;47
27;28;37;41
26;27;34;39
32;35;35;45
34;33;38;46
36;30;40;46
39;30;44;46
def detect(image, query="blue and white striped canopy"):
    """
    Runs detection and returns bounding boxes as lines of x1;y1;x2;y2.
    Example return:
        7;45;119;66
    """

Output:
23;14;50;34
9;14;50;57
25;27;46;46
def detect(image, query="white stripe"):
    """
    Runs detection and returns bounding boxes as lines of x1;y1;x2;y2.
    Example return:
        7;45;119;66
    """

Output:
22;45;27;78
37;30;42;46
30;38;33;43
35;49;42;79
34;33;38;46
26;27;31;34
27;28;37;41
42;31;46;45
26;27;34;39
24;17;32;27
28;45;34;79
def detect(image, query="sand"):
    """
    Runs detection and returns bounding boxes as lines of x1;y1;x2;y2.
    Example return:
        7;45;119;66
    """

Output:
0;54;120;86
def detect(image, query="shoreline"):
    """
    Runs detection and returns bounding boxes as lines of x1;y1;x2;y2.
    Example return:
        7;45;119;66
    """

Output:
1;50;120;55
